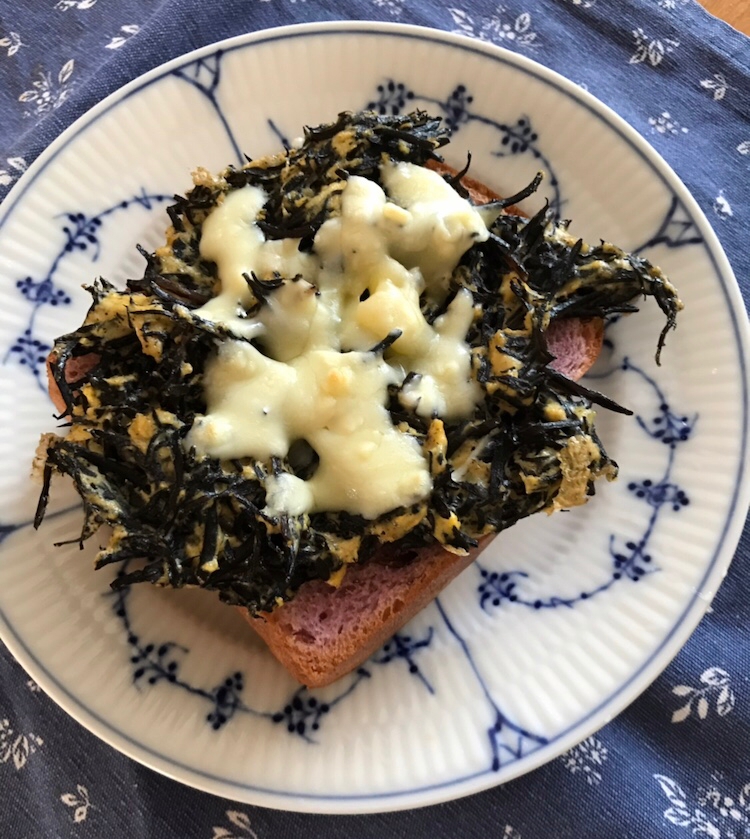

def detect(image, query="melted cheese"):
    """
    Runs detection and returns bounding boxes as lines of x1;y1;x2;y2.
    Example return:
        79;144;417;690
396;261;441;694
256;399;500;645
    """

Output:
187;162;491;518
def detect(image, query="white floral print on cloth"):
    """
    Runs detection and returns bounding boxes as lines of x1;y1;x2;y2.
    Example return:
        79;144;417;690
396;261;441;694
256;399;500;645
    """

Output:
714;191;734;219
55;0;98;10
106;24;141;50
671;667;736;723
372;0;404;17
0;717;43;770
560;736;609;786
61;784;92;824
448;7;539;49
648;110;689;135
0;31;26;57
0;156;27;188
630;27;679;66
656;0;690;9
18;60;75;118
700;73;735;100
655;774;750;838
211;810;259;839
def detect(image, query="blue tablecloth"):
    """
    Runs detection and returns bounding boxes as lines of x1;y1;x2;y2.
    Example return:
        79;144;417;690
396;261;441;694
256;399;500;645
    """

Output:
1;1;749;836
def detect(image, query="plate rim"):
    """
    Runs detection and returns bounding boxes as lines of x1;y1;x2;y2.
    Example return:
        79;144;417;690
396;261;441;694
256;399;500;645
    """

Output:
0;19;748;814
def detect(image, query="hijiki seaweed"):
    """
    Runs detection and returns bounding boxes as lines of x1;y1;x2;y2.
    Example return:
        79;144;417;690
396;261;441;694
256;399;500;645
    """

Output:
35;110;682;614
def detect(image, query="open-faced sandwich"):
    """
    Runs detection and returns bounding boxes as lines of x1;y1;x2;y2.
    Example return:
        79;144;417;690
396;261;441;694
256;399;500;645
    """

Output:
36;110;682;687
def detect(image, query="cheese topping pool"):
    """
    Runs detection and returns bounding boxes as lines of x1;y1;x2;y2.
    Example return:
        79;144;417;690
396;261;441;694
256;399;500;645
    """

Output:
186;162;489;519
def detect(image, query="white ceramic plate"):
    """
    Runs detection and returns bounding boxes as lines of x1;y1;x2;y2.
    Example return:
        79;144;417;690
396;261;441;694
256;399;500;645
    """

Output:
0;22;748;814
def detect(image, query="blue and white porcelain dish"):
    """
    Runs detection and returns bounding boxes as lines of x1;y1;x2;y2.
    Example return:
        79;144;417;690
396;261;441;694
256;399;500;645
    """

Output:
0;22;747;814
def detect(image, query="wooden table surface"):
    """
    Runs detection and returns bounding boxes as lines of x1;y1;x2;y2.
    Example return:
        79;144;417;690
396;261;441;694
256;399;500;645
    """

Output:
699;0;750;36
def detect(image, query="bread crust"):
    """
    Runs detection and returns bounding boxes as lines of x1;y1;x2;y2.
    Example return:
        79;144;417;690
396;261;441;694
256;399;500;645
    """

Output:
46;353;99;415
427;159;524;212
249;541;485;687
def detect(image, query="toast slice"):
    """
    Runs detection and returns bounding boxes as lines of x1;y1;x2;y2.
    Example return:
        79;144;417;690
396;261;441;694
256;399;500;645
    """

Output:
242;165;604;688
